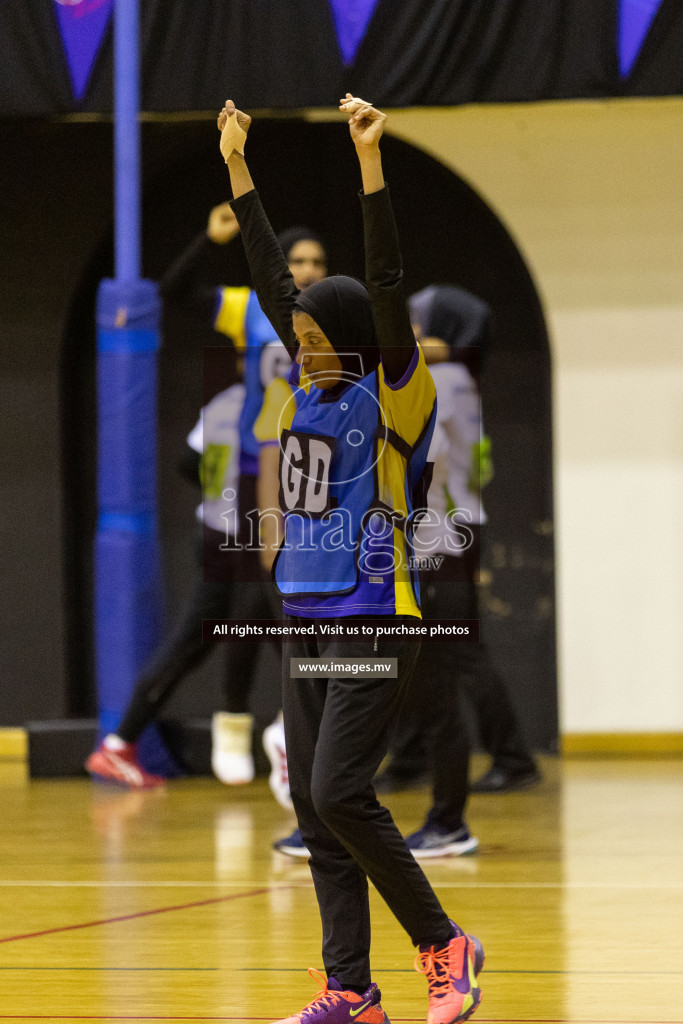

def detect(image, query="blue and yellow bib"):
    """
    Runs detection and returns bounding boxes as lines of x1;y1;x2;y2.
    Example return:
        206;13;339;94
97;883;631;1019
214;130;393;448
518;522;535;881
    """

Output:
274;346;436;619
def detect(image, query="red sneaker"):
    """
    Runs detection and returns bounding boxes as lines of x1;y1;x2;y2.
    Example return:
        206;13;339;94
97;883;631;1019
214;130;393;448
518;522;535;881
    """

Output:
415;924;484;1024
85;741;166;789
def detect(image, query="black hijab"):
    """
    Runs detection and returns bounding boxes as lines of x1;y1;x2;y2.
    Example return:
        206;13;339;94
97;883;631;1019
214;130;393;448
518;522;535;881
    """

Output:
294;275;381;381
408;285;490;352
409;284;490;386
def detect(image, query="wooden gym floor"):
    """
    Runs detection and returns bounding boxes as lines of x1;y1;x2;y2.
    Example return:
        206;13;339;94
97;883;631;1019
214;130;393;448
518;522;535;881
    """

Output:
1;754;682;1023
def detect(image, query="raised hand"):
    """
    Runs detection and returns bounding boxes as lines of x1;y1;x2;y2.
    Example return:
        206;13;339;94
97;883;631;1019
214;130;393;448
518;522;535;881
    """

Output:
217;100;252;163
217;99;251;135
339;93;386;148
217;100;256;199
207;202;240;244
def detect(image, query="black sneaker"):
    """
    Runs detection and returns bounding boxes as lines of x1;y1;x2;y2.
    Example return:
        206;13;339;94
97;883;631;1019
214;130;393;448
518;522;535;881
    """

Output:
469;764;541;793
373;768;430;794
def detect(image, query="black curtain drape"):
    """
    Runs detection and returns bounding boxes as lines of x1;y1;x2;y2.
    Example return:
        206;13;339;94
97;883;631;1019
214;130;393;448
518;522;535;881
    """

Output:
347;0;566;104
0;0;681;117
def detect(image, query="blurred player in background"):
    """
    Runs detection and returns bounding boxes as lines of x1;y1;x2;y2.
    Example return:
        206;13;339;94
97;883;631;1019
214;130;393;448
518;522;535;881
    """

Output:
86;203;329;787
160;202;328;772
86;382;253;787
376;285;541;798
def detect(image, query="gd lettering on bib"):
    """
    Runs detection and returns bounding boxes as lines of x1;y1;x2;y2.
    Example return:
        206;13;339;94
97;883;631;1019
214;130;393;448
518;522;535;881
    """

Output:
278;430;337;517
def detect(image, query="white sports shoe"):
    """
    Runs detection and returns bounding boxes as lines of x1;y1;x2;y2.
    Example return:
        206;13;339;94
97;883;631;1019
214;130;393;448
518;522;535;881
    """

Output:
262;714;293;810
211;712;255;785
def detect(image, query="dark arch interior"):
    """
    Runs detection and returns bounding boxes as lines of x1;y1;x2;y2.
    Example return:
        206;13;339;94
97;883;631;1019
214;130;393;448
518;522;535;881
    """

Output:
62;118;557;751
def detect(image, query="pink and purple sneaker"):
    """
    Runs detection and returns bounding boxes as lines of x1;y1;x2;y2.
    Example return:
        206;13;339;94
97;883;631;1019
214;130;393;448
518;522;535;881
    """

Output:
272;968;389;1024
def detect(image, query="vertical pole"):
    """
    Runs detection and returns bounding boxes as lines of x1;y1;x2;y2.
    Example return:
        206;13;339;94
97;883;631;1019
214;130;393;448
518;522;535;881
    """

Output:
93;0;178;775
114;0;141;283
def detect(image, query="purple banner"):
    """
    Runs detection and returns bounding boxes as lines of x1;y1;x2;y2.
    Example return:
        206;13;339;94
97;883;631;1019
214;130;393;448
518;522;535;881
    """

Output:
328;0;380;65
54;0;114;101
618;0;664;76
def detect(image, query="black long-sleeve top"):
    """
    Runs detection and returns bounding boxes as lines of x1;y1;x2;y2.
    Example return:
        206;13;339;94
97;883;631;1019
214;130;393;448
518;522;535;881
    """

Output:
159;231;221;323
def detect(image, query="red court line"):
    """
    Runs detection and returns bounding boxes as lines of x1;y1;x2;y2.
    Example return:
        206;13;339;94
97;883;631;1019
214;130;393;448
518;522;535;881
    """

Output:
0;886;282;945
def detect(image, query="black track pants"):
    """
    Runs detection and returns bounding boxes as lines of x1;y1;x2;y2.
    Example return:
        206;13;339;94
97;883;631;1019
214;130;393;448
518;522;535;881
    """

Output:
282;616;452;989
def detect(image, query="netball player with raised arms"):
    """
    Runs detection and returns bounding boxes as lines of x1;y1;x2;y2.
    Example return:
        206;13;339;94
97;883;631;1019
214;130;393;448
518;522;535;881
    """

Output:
217;94;485;1024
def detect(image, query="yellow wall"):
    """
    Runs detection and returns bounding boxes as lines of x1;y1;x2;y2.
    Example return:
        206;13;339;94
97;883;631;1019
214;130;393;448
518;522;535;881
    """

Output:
310;98;683;734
